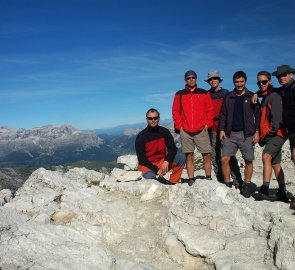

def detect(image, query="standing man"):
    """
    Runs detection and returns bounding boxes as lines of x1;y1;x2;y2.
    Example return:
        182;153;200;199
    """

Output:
219;71;260;197
272;65;295;209
172;70;214;186
254;71;289;203
272;65;295;165
135;108;185;185
205;70;242;187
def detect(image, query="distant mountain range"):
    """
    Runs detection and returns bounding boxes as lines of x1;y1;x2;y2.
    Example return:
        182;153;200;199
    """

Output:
0;120;175;167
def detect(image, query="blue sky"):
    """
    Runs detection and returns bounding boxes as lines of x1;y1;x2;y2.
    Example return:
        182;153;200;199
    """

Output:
1;0;295;130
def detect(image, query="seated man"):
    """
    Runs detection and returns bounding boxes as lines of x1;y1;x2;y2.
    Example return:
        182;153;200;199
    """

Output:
135;108;185;184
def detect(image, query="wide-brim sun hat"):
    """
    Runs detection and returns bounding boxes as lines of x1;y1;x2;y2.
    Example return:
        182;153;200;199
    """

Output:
205;70;223;83
272;65;295;76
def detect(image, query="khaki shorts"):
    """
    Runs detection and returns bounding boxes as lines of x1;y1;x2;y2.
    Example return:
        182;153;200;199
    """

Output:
180;128;211;153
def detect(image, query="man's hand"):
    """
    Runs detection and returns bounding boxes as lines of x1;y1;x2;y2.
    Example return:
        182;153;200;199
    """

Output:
157;161;169;176
252;131;259;144
219;131;226;141
252;93;258;104
161;161;169;175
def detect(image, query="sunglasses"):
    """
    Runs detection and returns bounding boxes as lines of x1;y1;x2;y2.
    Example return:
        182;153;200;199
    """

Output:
147;116;159;121
208;77;220;82
277;72;289;78
257;80;269;86
186;76;196;80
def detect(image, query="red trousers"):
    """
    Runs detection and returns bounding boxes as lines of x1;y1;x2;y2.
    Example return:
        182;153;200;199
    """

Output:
138;158;184;183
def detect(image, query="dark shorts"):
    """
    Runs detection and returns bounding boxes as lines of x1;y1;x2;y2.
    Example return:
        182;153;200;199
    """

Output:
222;131;254;161
263;136;286;164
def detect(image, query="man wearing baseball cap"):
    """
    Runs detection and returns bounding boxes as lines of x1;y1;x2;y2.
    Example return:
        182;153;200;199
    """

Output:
272;65;295;209
172;70;214;185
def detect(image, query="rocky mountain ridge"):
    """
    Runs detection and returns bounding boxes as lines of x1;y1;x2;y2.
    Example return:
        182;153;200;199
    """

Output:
0;125;133;166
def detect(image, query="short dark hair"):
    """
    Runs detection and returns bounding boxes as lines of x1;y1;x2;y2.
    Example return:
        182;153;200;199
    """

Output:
233;70;247;82
257;71;271;80
146;108;160;117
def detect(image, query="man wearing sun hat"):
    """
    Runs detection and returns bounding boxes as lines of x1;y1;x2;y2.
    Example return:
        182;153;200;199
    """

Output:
272;65;295;164
205;70;242;187
272;65;295;209
172;70;214;186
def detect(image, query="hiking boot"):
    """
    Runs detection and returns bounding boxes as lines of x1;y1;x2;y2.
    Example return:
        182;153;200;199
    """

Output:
240;182;251;198
181;178;195;186
188;178;196;186
233;179;243;190
276;190;291;203
253;185;271;201
224;182;233;188
155;176;170;185
205;176;212;180
290;198;295;210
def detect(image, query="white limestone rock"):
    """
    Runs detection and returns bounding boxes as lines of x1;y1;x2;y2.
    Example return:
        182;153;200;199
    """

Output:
0;189;13;206
111;167;142;181
117;154;138;171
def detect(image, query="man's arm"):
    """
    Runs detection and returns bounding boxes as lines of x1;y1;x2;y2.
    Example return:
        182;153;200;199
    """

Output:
268;93;283;136
218;97;227;140
205;93;214;128
165;129;177;163
172;92;182;133
253;98;261;144
160;129;177;175
253;99;261;132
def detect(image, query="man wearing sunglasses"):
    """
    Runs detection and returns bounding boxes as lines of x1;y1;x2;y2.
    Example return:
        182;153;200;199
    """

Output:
272;65;295;166
253;71;290;203
135;108;185;185
205;70;242;187
219;71;260;198
172;70;214;186
272;65;295;209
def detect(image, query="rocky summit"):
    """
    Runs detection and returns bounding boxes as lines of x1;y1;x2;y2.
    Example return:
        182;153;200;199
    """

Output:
1;146;295;270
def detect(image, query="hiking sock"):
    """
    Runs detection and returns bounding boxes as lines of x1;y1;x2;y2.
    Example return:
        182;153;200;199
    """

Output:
261;182;270;193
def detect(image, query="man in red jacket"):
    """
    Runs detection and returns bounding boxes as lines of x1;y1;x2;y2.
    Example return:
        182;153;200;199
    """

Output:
135;108;185;185
172;70;214;185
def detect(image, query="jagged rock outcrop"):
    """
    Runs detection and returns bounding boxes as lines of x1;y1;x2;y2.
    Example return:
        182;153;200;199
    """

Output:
1;150;295;269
